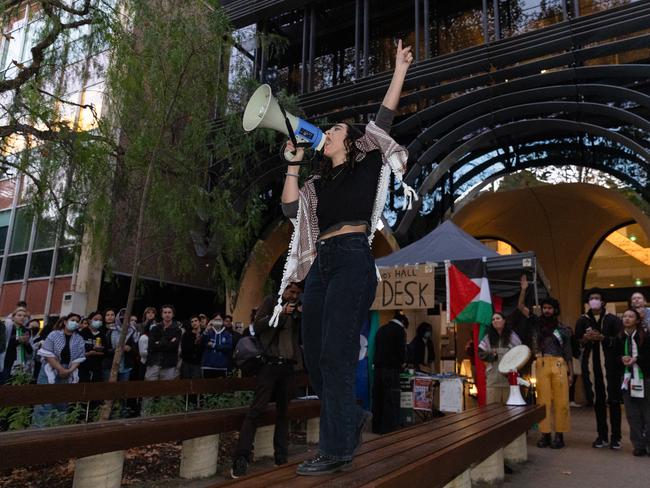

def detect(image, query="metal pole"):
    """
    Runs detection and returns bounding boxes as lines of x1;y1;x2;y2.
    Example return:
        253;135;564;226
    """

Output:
573;0;580;18
482;0;489;43
260;21;267;83
301;8;308;93
363;0;369;77
423;0;430;59
19;216;38;301
414;0;420;63
354;0;360;78
561;0;569;21
308;7;316;91
493;0;501;40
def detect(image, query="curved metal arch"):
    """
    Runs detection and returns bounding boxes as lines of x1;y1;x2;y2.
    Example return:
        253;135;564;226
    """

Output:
451;140;648;179
414;101;650;170
396;119;650;235
451;144;648;194
445;157;650;212
393;65;650;136
405;84;650;155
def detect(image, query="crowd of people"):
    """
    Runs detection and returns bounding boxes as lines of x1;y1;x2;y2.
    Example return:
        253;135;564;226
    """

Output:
0;302;257;390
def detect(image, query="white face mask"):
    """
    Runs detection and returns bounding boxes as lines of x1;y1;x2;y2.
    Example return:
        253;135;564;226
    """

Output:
589;299;602;311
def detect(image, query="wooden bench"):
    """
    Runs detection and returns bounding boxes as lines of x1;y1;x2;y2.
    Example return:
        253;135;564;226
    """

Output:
216;404;545;488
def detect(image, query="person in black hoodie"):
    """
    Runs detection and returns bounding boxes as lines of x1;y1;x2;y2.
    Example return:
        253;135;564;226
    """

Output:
372;311;408;435
78;311;106;382
408;322;435;373
575;289;624;449
180;316;204;379
616;308;650;456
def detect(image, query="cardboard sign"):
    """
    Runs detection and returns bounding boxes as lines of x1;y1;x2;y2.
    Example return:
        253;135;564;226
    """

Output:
371;263;436;310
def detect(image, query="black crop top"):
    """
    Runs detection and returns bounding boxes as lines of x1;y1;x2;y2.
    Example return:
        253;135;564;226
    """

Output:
282;105;395;235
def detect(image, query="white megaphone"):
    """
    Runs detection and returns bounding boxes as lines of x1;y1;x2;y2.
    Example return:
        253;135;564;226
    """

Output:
242;84;325;161
498;345;532;406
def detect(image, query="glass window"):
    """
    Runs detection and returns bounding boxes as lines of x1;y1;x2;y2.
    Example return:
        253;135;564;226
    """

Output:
579;0;637;17
56;246;76;275
0;225;7;255
29;250;53;278
4;253;27;281
500;0;564;38
9;207;32;253
34;213;58;250
368;0;415;76
431;1;485;56
585;223;650;289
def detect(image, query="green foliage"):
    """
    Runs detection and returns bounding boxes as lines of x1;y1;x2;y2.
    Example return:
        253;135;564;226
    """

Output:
201;391;254;409
0;369;34;430
141;395;187;417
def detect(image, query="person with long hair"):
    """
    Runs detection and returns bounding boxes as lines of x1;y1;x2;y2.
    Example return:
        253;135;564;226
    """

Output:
478;312;522;404
0;307;32;384
277;41;414;475
616;308;650;456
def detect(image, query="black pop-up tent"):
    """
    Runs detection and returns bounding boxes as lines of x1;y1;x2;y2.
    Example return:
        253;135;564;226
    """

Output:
376;221;550;310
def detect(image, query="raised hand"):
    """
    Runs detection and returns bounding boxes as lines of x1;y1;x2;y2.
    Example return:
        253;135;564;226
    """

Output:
395;39;413;72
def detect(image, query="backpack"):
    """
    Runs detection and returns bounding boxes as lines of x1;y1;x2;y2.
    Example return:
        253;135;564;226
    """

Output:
233;325;281;376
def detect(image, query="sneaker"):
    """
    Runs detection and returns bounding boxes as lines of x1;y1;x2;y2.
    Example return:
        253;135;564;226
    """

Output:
610;439;621;450
592;437;608;448
569;401;582;408
550;433;565;449
230;456;248;479
274;454;288;466
537;433;551;448
296;454;351;476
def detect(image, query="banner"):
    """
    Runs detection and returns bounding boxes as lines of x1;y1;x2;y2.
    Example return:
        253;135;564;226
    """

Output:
413;376;435;411
372;263;435;310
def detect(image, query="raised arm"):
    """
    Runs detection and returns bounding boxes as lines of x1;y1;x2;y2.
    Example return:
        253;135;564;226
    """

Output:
381;40;413;112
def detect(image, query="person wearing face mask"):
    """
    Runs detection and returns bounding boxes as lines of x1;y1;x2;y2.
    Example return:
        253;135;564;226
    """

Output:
531;298;573;449
575;289;624;449
615;308;650;456
478;313;522;404
408;322;436;374
32;313;86;427
201;315;235;378
78;312;106;383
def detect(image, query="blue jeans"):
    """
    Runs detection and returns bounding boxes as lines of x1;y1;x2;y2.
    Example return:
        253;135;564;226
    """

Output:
301;233;377;460
32;366;70;428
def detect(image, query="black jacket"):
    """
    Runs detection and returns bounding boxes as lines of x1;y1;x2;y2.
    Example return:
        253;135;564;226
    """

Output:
374;320;406;369
180;329;204;365
148;321;183;368
615;329;650;378
254;295;301;365
576;311;623;376
408;336;434;370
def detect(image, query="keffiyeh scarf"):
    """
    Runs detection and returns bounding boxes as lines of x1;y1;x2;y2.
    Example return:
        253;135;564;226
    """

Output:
38;330;86;384
270;121;417;326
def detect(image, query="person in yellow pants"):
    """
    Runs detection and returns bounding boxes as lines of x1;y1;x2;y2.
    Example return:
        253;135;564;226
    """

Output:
533;298;574;449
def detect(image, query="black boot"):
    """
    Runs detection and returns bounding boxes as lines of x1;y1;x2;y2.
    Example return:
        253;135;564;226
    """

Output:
550;433;565;449
537;433;552;448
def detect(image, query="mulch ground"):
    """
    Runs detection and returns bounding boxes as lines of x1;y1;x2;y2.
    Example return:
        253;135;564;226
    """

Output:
1;429;308;487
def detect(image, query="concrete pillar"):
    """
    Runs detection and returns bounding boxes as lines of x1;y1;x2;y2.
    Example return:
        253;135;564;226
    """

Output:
254;424;275;459
306;417;320;444
443;470;471;488
503;433;528;465
470;448;504;486
180;434;219;479
72;450;124;488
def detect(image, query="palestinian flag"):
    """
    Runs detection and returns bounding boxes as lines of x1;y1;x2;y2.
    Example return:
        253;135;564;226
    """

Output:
445;259;492;326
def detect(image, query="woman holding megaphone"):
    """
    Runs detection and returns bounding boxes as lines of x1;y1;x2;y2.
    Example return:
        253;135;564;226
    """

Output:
273;40;415;476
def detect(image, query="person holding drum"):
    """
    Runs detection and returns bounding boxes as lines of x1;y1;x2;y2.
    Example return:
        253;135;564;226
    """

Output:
478;312;522;404
532;297;574;449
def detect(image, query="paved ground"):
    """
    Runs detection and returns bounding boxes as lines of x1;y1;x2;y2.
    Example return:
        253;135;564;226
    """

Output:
510;406;649;488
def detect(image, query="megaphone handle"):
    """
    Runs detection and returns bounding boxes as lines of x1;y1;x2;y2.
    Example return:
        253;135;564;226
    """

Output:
278;102;299;149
